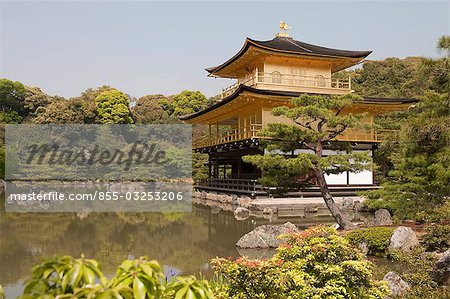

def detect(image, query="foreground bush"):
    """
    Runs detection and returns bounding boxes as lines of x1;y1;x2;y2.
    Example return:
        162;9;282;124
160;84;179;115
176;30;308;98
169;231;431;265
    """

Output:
389;248;450;299
212;225;389;299
422;224;450;252
18;255;213;299
345;227;395;256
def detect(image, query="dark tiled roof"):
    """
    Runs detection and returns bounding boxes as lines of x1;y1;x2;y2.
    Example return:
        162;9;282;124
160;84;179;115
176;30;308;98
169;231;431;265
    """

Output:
206;36;372;74
251;37;372;58
179;85;417;121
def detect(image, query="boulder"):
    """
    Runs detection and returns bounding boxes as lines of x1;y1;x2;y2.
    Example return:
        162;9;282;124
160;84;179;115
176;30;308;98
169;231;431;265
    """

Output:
432;249;450;286
365;209;393;227
383;271;410;297
236;222;300;249
373;209;393;226
388;226;419;252
342;197;354;209
263;207;277;215
234;207;250;220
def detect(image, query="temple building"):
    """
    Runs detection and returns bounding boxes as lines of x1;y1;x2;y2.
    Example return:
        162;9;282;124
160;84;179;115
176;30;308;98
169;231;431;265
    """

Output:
180;24;416;196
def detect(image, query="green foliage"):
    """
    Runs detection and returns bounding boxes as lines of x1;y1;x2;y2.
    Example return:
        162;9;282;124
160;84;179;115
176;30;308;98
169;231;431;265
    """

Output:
95;90;133;124
132;94;178;124
346;227;395;256
0;110;22;124
0;78;26;114
110;257;165;299
0;145;4;179
19;255;214;299
33;98;97;124
365;92;450;222
22;86;60;117
20;255;106;297
171;91;209;116
389;248;440;296
422;224;450;252
345;57;432;98
437;35;450;51
165;276;214;299
192;153;208;181
0;285;4;299
212;225;389;299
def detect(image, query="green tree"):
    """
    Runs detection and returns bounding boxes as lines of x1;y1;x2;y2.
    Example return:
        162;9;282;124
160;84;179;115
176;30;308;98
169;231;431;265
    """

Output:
244;94;372;229
192;152;208;181
365;92;450;221
78;85;116;102
95;90;133;124
33;98;96;124
22;86;60;117
437;35;450;53
132;94;178;124
171;90;209;116
0;78;26;114
364;36;450;221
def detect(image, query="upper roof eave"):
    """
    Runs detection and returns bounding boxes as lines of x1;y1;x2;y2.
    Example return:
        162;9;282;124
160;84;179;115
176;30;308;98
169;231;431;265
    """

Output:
206;37;373;76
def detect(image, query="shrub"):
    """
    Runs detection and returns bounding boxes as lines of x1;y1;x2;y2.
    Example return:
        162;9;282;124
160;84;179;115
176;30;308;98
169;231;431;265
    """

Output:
422;224;450;252
389;248;444;297
212;225;389;299
19;255;213;299
345;227;395;256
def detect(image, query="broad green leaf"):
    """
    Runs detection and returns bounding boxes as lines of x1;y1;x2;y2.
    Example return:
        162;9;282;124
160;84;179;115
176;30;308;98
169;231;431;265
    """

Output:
132;276;146;299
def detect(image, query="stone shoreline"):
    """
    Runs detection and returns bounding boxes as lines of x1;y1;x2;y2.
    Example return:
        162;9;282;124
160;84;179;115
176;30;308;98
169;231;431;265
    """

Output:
193;190;368;220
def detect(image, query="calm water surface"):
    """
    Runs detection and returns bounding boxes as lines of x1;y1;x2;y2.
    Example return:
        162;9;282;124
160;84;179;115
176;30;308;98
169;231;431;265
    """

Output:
0;193;338;298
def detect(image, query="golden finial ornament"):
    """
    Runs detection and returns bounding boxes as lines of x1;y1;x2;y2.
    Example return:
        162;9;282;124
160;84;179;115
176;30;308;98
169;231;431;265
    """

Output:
276;21;291;37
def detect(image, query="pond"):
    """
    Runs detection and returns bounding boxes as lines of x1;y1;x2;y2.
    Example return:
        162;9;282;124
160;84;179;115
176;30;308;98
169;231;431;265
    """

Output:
0;193;341;298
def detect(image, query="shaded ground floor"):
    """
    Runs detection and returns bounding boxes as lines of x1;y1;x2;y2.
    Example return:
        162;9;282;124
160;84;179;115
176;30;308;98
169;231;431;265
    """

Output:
196;141;378;197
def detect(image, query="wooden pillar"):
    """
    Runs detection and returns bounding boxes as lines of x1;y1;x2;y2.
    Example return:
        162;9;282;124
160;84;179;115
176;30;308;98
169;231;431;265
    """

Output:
209;124;212;145
208;158;212;178
237;158;242;179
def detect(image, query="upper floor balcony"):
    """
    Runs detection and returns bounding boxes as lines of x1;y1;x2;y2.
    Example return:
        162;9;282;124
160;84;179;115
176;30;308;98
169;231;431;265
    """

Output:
218;70;352;99
193;124;395;149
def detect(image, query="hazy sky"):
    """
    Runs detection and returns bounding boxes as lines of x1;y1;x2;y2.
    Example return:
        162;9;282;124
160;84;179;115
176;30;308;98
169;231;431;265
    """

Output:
0;1;448;99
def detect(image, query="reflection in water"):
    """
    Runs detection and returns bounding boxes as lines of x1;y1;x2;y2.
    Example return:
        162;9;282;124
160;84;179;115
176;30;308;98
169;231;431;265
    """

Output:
0;193;337;298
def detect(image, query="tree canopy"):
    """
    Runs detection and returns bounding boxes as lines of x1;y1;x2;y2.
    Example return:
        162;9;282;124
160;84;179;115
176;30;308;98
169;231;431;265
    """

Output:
0;79;26;114
361;35;450;221
95;90;134;124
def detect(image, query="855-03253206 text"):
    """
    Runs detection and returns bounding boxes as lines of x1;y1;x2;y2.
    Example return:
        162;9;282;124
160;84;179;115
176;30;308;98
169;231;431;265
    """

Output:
7;191;186;202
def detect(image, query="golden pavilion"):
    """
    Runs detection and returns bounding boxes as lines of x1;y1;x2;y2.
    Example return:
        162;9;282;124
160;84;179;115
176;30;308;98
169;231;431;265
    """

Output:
180;23;416;196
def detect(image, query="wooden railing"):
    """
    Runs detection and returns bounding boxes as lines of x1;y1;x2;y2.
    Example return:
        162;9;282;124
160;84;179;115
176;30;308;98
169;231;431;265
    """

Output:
193;124;263;148
256;72;351;89
193;125;397;149
198;178;262;194
218;72;351;99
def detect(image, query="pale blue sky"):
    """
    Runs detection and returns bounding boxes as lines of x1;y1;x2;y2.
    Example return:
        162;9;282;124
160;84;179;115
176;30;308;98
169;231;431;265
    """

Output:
0;1;448;99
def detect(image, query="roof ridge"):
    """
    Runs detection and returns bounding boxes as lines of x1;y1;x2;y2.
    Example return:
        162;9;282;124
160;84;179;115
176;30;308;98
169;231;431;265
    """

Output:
284;37;313;53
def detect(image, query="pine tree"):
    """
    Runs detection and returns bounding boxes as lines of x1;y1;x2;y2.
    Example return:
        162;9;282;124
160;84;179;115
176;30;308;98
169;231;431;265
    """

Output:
243;94;372;229
366;92;450;221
